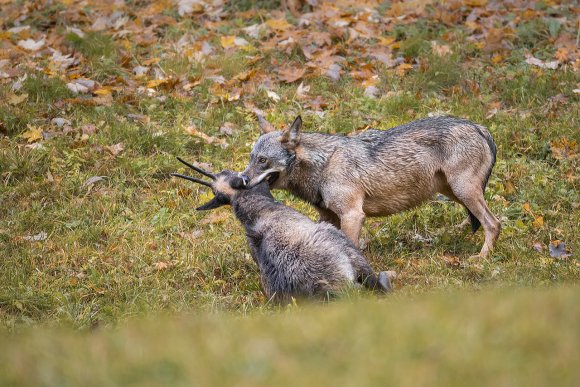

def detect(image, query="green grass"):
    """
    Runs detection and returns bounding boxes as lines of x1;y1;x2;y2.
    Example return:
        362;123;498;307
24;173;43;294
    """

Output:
0;285;578;386
0;0;579;384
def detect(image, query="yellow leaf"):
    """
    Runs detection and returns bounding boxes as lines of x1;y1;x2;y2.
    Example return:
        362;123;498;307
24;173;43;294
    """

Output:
465;0;487;6
93;87;112;95
146;79;167;88
20;125;43;143
220;35;236;49
378;36;396;46
8;93;28;105
532;216;544;229
395;63;413;77
265;19;292;31
522;202;532;215
143;57;160;66
491;54;504;64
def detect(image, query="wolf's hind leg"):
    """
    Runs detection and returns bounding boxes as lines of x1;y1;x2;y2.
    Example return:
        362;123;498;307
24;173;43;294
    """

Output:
449;181;500;258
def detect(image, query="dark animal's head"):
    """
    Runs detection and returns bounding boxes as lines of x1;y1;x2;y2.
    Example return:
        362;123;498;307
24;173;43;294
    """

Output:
243;115;302;189
171;157;274;210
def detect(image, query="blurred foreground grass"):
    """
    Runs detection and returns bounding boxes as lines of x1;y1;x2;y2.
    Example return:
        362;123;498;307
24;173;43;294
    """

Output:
1;285;578;386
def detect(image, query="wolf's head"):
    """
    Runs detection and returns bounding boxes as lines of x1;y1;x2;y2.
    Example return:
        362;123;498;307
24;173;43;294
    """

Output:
243;116;302;188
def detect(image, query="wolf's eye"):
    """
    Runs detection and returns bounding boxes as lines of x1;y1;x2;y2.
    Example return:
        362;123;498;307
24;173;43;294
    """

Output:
258;157;267;164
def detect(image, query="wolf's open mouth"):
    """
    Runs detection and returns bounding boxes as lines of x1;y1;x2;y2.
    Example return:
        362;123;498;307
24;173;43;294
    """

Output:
266;172;280;185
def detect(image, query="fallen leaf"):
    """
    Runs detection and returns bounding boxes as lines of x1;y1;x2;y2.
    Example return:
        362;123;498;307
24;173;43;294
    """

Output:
17;38;45;51
81;124;97;135
177;0;204;16
266;90;281;102
550;137;578;160
395;63;413;77
67;79;95;94
127;114;150;124
265;18;292;31
105;142;125;156
364;86;379;98
431;41;452;56
154;261;169;270
220;35;236;49
296;82;310;99
51;117;71;127
532;241;544;252
179;229;204;242
532;216;544;229
83;176;106;186
184;126;228;148
549;240;571;259
554;47;569;62
146;79;168;88
277;66;306;83
20;125;43;143
8;93;28;105
219;122;236;136
442;255;461;267
200;211;229;225
23;231;47;241
525;56;559;70
325;63;342;81
133;66;149;76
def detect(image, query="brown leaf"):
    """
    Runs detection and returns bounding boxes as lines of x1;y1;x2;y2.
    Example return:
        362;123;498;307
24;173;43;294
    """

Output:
106;143;125;156
200;211;230;225
277;66;306;83
550;137;578;160
442;255;461;267
184;126;228;148
431;41;452;56
219;122;236;136
154;261;170;270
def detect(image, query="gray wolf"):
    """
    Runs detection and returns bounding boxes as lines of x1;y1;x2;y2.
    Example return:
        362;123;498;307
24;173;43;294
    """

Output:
243;115;501;258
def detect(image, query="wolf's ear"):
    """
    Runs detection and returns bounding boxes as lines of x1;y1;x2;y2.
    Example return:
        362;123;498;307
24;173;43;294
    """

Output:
257;114;275;136
196;197;224;211
280;116;302;150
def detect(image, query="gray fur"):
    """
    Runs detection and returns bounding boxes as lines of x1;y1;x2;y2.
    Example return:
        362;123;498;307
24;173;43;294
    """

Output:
173;167;392;303
243;115;501;258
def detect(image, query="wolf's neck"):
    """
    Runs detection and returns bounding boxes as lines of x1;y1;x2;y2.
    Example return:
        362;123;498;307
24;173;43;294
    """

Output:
285;133;340;207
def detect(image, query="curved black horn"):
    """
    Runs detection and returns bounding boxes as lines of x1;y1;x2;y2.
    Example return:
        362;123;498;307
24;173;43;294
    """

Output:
170;173;212;187
176;157;216;180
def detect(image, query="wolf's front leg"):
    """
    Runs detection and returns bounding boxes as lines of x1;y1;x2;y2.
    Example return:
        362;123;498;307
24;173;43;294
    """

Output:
339;210;365;248
315;206;341;228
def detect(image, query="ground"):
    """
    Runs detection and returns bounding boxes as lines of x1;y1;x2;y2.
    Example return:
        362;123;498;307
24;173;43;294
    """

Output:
0;0;578;385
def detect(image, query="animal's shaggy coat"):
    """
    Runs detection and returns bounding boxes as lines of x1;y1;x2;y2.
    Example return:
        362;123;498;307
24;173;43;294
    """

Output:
173;166;391;303
243;116;501;257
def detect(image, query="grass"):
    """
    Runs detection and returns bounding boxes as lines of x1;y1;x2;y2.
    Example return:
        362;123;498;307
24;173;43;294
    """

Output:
0;285;578;386
0;0;579;384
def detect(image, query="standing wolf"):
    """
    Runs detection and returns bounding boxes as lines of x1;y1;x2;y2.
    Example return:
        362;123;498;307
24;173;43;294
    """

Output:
243;115;501;258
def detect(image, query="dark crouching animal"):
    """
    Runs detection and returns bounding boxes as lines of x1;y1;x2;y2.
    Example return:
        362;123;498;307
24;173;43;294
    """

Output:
171;157;393;303
243;115;501;258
